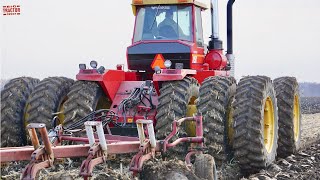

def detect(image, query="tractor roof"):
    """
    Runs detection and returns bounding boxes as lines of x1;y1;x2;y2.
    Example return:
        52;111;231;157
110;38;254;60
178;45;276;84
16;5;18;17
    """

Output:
132;0;208;10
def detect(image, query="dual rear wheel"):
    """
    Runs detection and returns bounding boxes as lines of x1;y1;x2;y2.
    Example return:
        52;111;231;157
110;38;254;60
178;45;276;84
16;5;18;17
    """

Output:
0;77;74;147
155;75;301;174
232;76;301;173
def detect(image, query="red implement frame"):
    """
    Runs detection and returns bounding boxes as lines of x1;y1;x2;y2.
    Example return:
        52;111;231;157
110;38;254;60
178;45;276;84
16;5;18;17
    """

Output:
0;116;205;180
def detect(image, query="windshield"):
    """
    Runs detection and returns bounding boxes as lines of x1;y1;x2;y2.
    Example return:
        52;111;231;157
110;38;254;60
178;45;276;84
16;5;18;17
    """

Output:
133;5;193;42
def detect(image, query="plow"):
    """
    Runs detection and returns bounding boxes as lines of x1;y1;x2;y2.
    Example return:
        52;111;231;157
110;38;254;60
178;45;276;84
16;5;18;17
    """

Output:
1;0;303;179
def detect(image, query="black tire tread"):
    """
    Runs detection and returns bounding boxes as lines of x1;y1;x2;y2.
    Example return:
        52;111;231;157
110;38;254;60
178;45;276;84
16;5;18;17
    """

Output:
196;76;236;163
1;77;39;147
274;76;301;157
155;77;199;139
25;77;74;129
233;76;278;173
63;81;107;129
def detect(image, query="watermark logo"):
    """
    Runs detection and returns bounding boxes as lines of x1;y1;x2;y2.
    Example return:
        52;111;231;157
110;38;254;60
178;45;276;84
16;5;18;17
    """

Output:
3;5;21;16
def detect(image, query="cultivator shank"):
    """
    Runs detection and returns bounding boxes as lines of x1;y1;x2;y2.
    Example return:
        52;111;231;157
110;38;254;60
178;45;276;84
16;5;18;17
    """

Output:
22;123;54;180
0;115;205;179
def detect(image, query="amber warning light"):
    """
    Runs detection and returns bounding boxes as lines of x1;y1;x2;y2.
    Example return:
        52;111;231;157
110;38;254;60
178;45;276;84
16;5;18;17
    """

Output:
3;5;20;16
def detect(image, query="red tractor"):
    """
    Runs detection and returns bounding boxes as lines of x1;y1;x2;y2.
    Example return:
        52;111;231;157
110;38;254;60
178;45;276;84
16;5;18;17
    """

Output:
1;0;302;178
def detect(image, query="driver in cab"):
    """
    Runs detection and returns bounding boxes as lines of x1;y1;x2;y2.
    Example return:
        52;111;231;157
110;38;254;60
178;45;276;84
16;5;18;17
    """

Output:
157;10;187;39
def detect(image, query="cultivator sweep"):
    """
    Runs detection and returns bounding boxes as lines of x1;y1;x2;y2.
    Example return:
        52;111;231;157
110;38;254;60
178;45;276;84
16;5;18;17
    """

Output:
0;111;206;180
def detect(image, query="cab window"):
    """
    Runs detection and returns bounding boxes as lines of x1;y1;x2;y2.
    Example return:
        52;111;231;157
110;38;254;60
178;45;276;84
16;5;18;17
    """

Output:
133;5;193;42
195;7;204;47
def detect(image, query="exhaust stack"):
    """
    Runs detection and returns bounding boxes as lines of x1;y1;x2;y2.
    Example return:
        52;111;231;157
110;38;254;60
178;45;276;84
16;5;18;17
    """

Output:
226;0;235;77
211;0;219;39
208;0;222;50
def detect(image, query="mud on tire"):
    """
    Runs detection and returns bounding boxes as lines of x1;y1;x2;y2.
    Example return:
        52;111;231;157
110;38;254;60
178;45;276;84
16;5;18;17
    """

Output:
196;76;236;164
1;77;39;147
25;77;74;130
274;77;301;157
63;81;111;129
155;77;199;140
233;76;278;173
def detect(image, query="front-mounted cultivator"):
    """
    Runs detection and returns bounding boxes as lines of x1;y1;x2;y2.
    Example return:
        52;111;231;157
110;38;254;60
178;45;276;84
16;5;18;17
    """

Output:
0;110;212;179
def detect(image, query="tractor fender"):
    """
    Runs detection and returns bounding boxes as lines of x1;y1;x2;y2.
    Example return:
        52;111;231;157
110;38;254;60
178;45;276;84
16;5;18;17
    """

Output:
153;69;196;81
76;70;125;101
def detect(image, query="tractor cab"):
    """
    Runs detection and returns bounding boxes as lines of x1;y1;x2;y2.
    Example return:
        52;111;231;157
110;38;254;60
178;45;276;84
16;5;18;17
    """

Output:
127;0;208;73
133;5;195;42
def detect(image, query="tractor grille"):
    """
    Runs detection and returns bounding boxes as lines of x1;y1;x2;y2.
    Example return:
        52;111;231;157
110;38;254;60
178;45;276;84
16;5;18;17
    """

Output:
128;53;190;72
127;42;191;72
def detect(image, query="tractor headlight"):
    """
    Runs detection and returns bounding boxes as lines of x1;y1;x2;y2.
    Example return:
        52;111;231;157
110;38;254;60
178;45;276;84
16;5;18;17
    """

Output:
90;60;98;69
79;64;86;70
97;66;105;74
164;60;172;69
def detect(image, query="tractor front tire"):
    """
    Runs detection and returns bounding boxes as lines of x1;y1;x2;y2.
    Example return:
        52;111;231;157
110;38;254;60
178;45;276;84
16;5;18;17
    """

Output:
194;154;217;180
155;77;199;139
197;76;236;164
63;81;110;130
233;76;278;173
1;77;39;147
25;77;74;130
274;77;301;157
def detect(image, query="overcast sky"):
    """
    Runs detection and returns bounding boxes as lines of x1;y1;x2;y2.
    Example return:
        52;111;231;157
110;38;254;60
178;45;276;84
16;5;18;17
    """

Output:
1;0;320;82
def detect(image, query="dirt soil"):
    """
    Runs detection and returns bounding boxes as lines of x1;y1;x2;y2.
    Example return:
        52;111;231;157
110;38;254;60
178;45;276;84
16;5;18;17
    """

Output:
218;113;320;180
1;113;320;180
244;113;320;180
243;141;320;180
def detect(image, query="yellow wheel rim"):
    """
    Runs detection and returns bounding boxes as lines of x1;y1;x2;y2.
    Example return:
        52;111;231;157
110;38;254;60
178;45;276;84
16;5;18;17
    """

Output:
227;105;234;145
185;96;197;137
293;95;300;142
24;104;31;128
57;97;68;125
264;97;275;153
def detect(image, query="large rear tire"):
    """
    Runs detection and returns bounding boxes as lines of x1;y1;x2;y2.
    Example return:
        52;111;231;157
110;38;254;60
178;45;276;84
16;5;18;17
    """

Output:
233;76;278;173
155;77;199;139
196;76;236;164
25;77;74;129
1;77;39;147
63;81;111;129
274;77;301;157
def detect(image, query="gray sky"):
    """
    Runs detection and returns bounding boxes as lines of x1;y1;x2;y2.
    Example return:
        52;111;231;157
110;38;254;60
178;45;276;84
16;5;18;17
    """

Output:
1;0;320;82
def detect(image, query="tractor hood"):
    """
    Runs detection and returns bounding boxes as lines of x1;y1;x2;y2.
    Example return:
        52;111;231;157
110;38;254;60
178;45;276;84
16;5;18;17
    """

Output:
127;42;191;72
